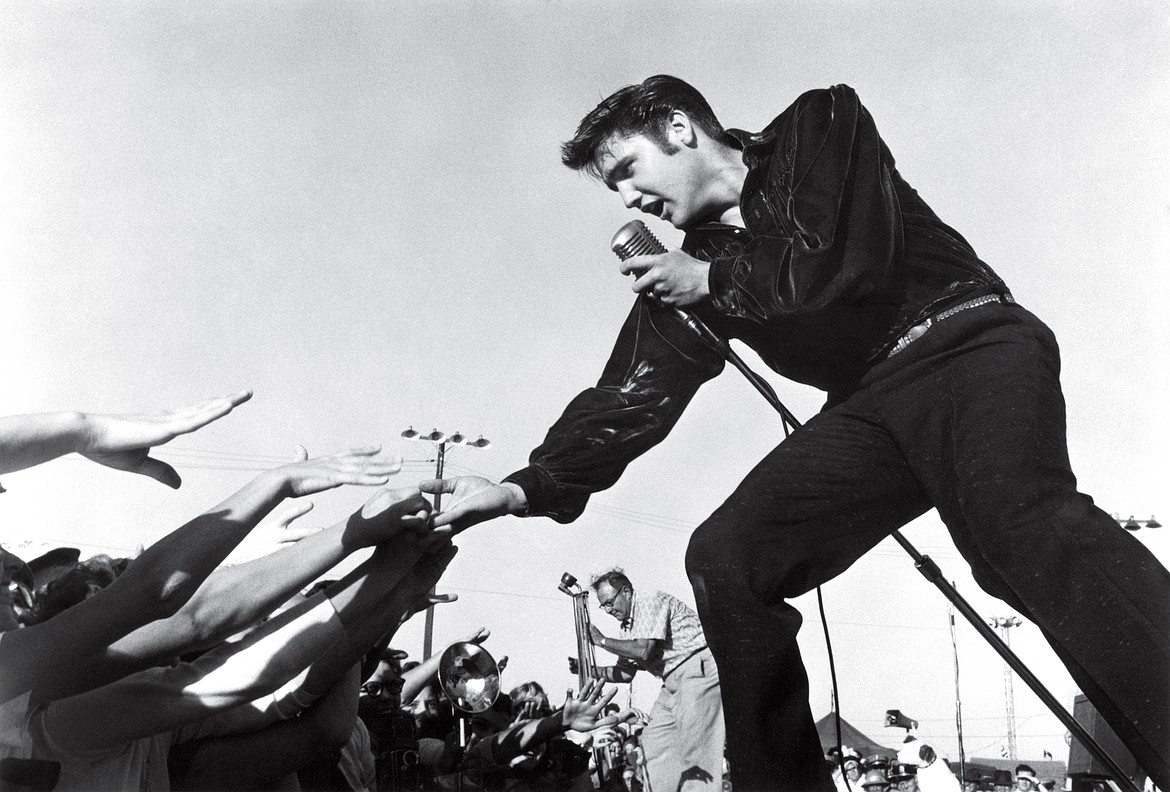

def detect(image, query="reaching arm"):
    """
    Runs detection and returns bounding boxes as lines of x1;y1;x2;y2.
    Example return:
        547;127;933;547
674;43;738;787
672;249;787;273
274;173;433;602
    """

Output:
32;526;458;753
395;627;490;706
0;390;252;485
424;294;724;532
481;680;620;766
170;665;361;791
8;446;402;705
66;484;430;699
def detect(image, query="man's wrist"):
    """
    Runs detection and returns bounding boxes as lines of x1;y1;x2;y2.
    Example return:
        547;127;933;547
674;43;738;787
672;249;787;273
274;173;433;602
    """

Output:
501;482;529;516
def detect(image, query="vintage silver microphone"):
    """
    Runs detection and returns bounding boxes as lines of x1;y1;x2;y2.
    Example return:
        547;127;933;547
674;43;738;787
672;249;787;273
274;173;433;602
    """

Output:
611;220;799;434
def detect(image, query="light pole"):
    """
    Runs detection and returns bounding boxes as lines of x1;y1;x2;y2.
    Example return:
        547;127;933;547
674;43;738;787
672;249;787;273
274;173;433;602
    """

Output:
988;615;1022;760
401;426;491;659
1113;513;1161;531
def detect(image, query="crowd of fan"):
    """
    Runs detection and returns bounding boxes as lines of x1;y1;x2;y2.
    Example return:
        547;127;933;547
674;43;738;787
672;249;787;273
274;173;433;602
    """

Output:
829;744;1057;792
0;393;641;791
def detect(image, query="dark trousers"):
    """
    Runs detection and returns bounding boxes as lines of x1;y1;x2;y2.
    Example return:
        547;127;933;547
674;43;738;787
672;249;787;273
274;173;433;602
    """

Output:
685;302;1169;792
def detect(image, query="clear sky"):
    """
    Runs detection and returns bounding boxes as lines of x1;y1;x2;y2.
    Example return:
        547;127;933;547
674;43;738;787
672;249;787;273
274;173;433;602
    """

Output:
2;0;1167;765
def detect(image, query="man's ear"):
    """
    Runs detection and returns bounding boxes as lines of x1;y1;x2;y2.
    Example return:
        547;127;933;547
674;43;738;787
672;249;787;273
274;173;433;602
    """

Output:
667;110;698;147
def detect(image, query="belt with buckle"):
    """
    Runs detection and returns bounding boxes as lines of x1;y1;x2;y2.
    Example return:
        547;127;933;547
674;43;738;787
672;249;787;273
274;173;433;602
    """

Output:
887;293;1015;358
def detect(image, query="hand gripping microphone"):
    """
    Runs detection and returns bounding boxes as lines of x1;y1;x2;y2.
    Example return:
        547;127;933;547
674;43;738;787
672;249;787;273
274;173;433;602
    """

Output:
609;220;800;435
610;220;729;354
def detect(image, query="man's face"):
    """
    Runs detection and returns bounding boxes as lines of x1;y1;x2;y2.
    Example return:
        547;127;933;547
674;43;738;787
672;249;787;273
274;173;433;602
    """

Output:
598;127;714;231
596;582;631;624
844;760;861;781
1017;780;1036;792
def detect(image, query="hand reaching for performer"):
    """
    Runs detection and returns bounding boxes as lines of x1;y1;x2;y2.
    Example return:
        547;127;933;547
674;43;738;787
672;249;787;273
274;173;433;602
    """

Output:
418;476;528;534
560;679;620;733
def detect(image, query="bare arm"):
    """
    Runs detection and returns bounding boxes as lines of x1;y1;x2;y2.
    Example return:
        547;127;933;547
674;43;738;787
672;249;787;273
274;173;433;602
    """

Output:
9;447;401;705
395;627;490;706
109;485;431;668
568;656;635;684
171;664;361;791
0;390;251;485
589;623;662;664
34;526;457;751
483;680;620;765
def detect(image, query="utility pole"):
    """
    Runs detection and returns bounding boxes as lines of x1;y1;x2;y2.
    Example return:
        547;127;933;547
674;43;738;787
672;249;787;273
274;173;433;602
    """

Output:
989;615;1022;760
401;426;491;659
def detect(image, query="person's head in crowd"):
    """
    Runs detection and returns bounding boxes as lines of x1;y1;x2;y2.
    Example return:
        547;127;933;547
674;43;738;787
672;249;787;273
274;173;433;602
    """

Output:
1014;765;1039;791
411;680;453;740
841;748;862;783
993;769;1014;792
362;648;407;707
591;568;634;624
468;695;514;741
509;680;553;719
962;767;983;792
888;762;919;792
26;555;130;625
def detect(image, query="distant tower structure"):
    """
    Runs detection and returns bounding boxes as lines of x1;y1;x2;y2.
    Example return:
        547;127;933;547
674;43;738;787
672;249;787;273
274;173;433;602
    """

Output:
989;615;1023;759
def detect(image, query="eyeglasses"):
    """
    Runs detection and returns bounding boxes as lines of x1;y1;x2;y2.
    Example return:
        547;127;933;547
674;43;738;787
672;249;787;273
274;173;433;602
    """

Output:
598;587;626;613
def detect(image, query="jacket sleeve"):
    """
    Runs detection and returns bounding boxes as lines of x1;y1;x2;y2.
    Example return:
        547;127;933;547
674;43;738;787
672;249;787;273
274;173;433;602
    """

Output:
706;84;903;322
503;297;724;523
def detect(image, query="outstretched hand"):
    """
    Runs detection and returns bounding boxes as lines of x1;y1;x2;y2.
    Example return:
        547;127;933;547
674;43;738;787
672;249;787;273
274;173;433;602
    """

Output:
418;476;526;533
275;445;403;498
79;389;253;488
223;500;320;565
342;486;434;552
560;679;619;733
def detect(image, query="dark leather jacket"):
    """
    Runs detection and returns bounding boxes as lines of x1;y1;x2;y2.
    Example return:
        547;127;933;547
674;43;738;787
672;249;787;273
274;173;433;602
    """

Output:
504;84;1008;522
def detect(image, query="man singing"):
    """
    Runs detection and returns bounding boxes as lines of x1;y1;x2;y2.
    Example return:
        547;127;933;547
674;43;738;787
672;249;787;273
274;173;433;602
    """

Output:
423;76;1170;791
572;569;723;792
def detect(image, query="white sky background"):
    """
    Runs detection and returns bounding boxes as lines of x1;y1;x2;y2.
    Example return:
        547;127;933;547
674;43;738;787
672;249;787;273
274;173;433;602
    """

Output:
2;0;1167;765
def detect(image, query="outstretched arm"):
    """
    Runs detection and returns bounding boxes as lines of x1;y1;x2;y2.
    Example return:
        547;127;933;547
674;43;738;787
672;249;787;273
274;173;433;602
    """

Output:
419;477;527;534
0;390;252;486
395;627;490;705
481;680;620;766
170;664;362;791
8;446;402;705
33;525;458;752
61;484;430;699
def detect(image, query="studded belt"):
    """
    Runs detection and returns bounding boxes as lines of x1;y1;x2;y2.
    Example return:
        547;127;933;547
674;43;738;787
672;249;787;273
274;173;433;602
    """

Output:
887;293;1015;358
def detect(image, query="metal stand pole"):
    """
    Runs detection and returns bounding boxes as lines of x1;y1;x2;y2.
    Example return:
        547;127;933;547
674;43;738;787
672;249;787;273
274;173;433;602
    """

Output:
422;441;446;661
891;534;1140;792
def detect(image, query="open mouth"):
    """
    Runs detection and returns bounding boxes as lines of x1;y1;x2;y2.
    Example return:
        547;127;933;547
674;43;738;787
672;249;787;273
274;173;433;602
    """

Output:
641;200;664;218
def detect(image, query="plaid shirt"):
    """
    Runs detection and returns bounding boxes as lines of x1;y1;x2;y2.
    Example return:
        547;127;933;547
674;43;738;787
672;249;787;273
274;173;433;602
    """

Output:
618;589;707;679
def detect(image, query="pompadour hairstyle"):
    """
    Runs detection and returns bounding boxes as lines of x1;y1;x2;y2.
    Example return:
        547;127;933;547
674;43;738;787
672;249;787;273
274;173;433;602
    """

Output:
561;75;731;179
